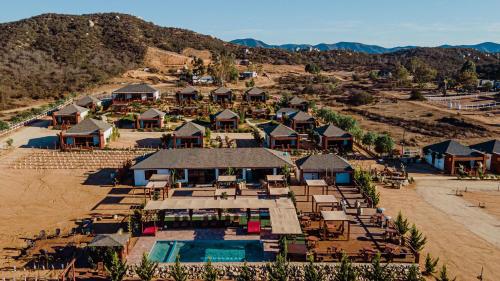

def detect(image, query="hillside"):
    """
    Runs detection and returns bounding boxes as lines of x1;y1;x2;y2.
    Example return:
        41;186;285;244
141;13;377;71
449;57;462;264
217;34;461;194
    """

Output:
231;38;500;54
0;13;241;109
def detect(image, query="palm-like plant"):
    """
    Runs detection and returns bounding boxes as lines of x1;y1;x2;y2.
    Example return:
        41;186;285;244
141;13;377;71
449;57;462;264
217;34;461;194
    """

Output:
404;264;423;281
364;252;392;281
304;256;323;281
135;253;158;281
266;253;289;281
394;211;409;236
334;252;357;281
169;255;188;281
423;253;439;276
105;252;128;281
408;224;427;252
435;265;456;281
236;262;255;281
203;258;219;281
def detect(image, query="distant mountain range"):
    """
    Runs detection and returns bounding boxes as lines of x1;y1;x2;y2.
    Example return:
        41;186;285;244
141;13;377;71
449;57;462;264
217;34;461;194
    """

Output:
231;38;500;54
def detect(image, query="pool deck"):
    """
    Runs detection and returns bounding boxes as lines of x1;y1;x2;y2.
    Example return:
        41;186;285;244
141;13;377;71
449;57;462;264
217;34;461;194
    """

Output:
127;228;279;265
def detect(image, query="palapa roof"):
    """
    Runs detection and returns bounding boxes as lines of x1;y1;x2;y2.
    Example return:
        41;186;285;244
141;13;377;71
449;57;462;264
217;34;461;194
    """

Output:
262;123;298;137
76;96;100;107
245;87;266;96
214;109;239;120
470;139;500;154
315;124;352;138
290;111;315;122
131;148;293;170
139;108;166;119
88;233;129;248
296;154;353;171
55;104;89;116
423;140;476;157
177;85;198;95
65;118;112;135
212;86;232;95
173;122;206;137
289;96;307;105
113;83;158;94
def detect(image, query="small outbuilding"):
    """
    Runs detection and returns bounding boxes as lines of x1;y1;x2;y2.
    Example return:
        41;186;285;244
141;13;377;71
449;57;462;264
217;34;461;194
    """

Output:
314;124;353;152
244;87;267;103
76;96;102;109
423;140;486;175
210;87;233;104
136;108;166;129
470;139;500;174
212;109;240;130
263;123;300;150
172;122;206;148
176;86;199;104
289;111;315;133
52;104;89;126
296;154;353;184
59;118;113;150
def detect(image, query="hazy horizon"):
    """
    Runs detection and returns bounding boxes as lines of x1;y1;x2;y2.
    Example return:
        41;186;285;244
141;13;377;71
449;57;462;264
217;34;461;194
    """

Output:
1;0;500;47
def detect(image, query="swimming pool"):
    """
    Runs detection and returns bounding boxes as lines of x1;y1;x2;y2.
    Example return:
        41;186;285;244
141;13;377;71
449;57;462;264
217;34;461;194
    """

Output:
148;240;267;263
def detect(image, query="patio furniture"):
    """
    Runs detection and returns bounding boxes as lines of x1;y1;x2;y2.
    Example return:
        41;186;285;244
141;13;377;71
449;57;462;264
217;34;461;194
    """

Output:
307;236;319;248
320;211;350;241
142;226;157;236
360;247;377;261
247;221;261;234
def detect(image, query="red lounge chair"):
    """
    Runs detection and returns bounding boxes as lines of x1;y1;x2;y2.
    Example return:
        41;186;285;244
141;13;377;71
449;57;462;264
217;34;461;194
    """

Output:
142;226;157;236
247;221;261;234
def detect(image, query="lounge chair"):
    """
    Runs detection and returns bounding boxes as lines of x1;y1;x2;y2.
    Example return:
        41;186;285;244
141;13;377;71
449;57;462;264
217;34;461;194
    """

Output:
142;226;157;236
247;221;261;234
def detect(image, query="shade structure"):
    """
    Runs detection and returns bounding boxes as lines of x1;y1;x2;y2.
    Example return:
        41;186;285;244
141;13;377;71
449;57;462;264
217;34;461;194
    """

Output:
144;197;301;235
266;175;285;182
313;195;338;204
145;181;169;188
144;197;295;210
88;233;129;248
305;179;328;187
149;174;171;182
269;208;302;234
321;210;349;221
217;175;237;183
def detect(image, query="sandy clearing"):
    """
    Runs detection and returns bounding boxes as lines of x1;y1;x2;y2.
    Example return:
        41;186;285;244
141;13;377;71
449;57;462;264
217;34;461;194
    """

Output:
379;178;500;281
463;190;500;221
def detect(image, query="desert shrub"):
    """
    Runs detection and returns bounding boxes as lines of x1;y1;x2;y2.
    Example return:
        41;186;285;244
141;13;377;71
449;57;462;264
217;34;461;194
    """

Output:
348;91;374;106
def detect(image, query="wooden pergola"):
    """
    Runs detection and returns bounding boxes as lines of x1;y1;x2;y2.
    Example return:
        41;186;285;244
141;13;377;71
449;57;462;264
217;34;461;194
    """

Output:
144;174;171;200
266;174;285;187
305;179;329;200
321;210;350;241
311;194;339;213
215;175;239;199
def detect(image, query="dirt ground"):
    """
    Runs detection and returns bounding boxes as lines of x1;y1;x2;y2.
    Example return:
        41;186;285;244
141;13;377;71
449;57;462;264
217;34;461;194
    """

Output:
379;175;500;281
463;190;500;221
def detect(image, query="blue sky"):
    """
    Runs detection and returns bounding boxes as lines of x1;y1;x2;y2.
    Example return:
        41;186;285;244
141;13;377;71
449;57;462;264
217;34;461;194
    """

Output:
1;0;500;47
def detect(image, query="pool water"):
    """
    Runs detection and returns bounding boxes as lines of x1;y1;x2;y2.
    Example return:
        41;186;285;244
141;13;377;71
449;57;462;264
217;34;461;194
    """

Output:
149;240;266;263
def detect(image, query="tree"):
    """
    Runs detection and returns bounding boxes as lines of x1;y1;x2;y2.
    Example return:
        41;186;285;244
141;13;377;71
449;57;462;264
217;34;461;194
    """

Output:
169;255;188;281
334;253;357;281
362;132;377;148
364;252;392;281
394;211;410;236
192;57;206;76
203;258;219;281
105;252;128;281
393;63;411;86
435;265;456;281
236;262;255;281
135;253;158;281
348;91;374;106
457;60;478;91
374;134;395;155
245;78;255;88
0;120;9;131
209;52;238;85
5;138;13;148
423;253;439;276
305;63;321;74
404;264;424;281
408;58;437;84
408;224;427;252
266;253;289;281
304;256;322;281
409;90;425;101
